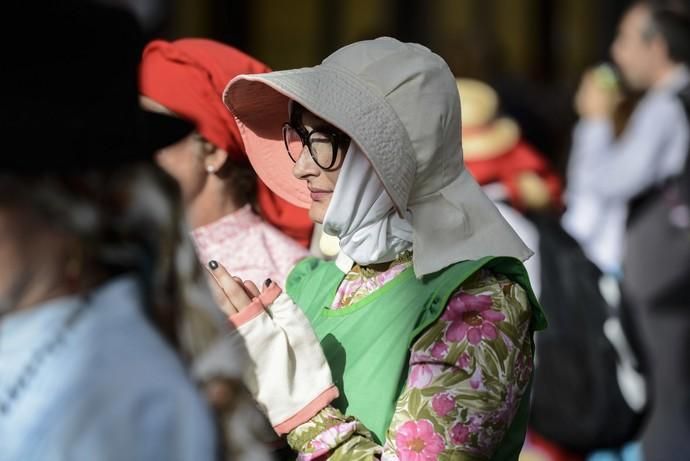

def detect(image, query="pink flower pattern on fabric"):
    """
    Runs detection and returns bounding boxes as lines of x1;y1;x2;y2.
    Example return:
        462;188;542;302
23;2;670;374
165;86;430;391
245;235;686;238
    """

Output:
330;259;410;309
395;420;445;461
407;359;439;389
456;352;471;370
298;421;359;461
449;423;470;445
442;292;506;344
431;393;455;417
429;341;448;359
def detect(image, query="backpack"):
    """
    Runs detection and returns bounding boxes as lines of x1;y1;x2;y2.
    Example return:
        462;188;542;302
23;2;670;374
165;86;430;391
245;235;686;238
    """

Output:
528;214;646;453
623;85;690;307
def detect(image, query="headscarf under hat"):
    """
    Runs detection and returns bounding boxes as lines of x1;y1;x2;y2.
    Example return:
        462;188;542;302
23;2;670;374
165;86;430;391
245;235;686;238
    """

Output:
139;39;312;247
323;143;413;266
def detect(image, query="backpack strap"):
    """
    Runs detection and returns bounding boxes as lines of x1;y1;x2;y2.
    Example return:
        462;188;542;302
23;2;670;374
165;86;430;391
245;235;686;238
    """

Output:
676;84;690;204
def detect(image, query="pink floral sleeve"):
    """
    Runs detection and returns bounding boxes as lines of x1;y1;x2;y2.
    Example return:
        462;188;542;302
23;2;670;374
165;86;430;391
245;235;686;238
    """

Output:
287;269;534;460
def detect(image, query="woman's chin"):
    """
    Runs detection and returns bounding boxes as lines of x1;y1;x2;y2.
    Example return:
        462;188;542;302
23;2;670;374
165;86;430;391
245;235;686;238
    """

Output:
309;203;328;224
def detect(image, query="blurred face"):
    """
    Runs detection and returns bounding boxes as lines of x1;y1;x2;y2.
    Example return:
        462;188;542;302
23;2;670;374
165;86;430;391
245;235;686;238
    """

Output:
153;132;208;205
611;5;662;90
289;109;349;223
139;96;207;205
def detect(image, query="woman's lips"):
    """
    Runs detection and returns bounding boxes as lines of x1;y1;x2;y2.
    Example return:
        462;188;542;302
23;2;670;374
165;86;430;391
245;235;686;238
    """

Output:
309;189;332;201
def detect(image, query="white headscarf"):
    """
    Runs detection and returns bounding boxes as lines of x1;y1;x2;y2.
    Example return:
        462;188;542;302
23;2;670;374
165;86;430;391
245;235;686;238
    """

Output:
323;143;413;266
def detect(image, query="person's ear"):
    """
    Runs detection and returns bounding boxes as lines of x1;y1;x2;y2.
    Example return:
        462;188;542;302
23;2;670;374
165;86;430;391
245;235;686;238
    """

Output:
202;141;229;175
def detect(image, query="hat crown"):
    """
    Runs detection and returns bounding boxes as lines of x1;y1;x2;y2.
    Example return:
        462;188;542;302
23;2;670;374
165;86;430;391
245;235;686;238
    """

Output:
455;79;520;160
456;79;499;128
322;37;464;202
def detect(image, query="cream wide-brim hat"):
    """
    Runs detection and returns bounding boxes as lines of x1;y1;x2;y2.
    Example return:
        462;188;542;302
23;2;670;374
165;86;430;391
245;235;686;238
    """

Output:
224;38;532;277
223;41;419;216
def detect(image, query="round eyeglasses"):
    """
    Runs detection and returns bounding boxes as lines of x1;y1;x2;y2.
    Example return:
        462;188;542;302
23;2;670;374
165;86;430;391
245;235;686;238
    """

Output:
282;122;349;171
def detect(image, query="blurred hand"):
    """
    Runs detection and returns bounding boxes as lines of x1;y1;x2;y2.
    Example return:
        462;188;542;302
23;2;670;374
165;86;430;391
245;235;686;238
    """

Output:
575;69;621;120
517;172;552;210
203;377;241;412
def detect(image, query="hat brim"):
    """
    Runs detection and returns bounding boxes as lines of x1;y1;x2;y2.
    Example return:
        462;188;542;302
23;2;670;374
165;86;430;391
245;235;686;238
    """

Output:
224;67;415;213
462;118;520;161
223;71;310;208
139;109;194;154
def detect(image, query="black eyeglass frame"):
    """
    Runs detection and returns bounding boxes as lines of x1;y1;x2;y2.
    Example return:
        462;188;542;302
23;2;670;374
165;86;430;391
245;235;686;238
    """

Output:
281;122;349;171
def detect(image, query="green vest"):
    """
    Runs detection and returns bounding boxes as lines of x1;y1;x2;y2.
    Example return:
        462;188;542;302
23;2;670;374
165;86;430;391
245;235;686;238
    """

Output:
286;256;546;460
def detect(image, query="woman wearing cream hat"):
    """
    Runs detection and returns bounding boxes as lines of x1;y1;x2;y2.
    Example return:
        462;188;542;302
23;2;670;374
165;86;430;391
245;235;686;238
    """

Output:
209;38;546;460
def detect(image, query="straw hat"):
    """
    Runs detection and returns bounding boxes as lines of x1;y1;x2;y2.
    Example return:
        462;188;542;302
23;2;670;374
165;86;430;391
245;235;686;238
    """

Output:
456;79;520;161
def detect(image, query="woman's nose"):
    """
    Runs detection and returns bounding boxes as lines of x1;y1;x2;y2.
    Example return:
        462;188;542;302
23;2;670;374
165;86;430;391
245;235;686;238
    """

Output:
292;146;319;180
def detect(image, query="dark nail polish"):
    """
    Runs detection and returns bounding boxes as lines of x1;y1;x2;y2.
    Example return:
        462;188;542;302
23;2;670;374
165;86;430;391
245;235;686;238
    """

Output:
208;260;219;270
264;278;272;287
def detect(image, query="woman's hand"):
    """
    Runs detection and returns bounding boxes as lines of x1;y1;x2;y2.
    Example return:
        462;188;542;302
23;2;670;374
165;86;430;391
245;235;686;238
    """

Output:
205;259;264;316
204;259;338;434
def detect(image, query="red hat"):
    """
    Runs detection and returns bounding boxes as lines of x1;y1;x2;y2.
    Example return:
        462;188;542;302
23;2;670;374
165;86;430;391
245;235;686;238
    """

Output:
140;39;312;246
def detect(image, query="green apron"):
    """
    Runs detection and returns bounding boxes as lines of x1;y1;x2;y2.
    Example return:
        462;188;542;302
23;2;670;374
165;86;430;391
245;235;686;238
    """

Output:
286;256;546;460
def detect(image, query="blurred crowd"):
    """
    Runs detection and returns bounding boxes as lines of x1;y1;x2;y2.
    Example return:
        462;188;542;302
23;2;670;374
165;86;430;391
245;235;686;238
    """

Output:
0;1;688;461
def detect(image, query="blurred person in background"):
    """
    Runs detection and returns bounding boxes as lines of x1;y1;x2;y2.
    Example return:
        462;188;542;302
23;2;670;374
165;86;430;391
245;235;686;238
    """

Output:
564;1;689;461
139;39;311;290
563;0;688;277
0;3;216;460
139;38;312;460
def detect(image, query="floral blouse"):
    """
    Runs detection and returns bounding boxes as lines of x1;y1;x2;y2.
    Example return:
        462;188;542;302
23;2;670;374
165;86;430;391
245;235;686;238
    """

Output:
287;257;534;460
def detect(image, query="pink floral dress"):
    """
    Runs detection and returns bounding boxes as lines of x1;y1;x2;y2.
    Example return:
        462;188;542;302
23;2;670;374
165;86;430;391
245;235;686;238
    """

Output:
287;255;534;460
191;204;309;288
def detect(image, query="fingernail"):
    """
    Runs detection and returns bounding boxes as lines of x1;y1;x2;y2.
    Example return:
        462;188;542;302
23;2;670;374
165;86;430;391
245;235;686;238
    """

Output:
208;260;219;270
264;278;272;287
